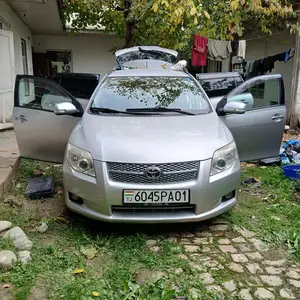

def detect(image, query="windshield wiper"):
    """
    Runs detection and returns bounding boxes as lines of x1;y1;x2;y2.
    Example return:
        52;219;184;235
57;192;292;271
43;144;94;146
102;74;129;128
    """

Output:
90;107;148;115
126;106;195;115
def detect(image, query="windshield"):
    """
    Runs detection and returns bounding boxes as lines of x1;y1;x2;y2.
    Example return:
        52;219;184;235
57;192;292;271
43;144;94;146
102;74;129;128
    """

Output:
198;76;244;98
91;76;211;114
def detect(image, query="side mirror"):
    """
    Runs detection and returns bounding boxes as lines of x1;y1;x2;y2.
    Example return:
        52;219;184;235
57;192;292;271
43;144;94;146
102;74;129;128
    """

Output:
222;101;246;114
54;102;78;115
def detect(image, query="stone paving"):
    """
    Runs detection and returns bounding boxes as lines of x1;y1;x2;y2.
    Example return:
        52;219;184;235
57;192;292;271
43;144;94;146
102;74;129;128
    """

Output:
147;221;300;299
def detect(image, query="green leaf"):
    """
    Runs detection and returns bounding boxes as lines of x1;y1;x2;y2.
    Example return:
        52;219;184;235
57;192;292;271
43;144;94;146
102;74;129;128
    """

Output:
194;16;198;25
153;2;159;13
203;10;210;19
190;6;197;16
230;0;239;11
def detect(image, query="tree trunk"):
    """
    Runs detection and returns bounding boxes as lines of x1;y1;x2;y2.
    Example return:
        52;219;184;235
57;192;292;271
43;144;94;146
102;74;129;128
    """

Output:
125;21;134;48
124;0;134;48
289;32;300;128
288;4;300;128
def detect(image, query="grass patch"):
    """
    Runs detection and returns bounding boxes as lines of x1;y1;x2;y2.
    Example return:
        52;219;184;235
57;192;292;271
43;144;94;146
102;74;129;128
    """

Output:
0;204;225;300
1;158;300;299
9;159;63;197
224;165;300;260
0;159;223;299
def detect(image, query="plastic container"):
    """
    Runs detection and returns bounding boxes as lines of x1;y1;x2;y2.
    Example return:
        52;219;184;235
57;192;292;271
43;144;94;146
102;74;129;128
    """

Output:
281;156;290;165
282;164;300;179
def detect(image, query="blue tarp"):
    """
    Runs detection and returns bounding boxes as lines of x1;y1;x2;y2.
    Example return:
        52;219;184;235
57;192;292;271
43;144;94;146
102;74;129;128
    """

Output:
280;140;300;164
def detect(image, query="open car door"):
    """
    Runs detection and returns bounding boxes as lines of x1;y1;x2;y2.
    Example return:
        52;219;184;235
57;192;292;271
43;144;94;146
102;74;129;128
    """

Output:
216;74;285;162
115;46;178;69
13;75;83;163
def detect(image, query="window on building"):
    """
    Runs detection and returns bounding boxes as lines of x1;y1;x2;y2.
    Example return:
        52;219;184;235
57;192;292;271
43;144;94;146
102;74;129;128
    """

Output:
21;38;29;96
21;39;28;74
207;60;222;72
199;60;223;73
46;51;72;79
189;59;223;76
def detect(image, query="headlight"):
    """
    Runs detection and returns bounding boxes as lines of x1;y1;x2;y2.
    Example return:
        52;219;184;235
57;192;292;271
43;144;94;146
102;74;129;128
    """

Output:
210;141;238;176
66;144;95;177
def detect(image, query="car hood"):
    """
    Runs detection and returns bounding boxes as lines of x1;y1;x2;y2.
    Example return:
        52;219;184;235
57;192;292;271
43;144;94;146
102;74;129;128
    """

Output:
70;112;231;163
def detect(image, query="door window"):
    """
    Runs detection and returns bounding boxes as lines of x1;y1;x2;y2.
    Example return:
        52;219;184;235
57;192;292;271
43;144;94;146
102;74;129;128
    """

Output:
18;77;73;112
227;80;282;111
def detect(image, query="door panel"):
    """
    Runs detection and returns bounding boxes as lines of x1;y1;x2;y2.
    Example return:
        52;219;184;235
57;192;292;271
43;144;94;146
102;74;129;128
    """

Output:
13;76;83;163
218;74;285;162
221;106;286;161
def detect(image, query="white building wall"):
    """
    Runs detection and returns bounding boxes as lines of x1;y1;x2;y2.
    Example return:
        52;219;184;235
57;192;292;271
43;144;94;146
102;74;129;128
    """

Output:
0;0;33;123
33;34;124;78
245;32;296;105
0;1;33;75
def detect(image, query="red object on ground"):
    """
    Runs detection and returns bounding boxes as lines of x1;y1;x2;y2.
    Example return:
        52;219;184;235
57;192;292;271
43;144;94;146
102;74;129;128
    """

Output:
191;35;208;67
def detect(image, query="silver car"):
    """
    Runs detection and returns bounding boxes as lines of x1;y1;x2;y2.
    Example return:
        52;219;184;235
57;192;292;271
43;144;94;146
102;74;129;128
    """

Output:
13;46;286;223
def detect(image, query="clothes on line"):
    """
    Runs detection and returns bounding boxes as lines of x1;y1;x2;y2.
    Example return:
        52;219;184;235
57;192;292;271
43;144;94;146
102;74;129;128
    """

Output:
244;48;295;79
207;39;232;60
237;40;246;59
191;35;246;67
191;34;208;67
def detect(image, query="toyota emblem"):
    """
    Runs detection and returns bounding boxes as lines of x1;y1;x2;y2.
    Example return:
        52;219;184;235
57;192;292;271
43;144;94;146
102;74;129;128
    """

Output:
145;166;162;179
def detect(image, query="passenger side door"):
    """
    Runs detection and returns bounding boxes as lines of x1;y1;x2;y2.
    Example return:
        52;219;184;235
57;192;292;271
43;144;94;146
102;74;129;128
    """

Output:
13;75;83;163
216;74;285;162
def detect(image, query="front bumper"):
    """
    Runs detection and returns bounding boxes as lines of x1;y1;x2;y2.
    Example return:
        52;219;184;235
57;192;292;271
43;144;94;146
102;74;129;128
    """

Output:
63;159;240;223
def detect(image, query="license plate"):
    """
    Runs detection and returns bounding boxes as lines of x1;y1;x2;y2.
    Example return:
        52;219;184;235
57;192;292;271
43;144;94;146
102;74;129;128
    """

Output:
123;190;190;204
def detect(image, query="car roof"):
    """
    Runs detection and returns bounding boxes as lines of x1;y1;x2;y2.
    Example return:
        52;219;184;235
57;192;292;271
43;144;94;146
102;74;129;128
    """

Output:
107;69;188;78
196;72;241;79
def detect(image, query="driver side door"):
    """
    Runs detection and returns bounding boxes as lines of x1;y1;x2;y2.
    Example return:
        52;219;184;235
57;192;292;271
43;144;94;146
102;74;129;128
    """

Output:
13;75;83;163
217;74;285;162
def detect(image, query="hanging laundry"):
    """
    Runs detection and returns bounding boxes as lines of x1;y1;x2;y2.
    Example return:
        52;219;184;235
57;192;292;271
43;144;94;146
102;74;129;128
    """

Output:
231;40;239;53
276;52;286;62
245;60;264;78
284;48;295;62
276;48;295;63
207;39;232;60
191;35;208;67
237;40;246;59
262;56;276;73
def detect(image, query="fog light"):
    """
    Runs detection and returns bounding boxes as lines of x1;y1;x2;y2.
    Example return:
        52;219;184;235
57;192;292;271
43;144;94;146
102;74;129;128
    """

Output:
222;190;235;202
69;192;83;204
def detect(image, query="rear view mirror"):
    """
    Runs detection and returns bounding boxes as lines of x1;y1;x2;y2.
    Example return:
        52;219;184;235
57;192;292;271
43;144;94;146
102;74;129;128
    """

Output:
54;102;78;115
222;101;246;114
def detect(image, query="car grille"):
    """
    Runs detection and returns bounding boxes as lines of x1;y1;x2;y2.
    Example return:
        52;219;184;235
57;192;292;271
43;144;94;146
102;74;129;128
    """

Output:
107;161;199;184
111;205;195;214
